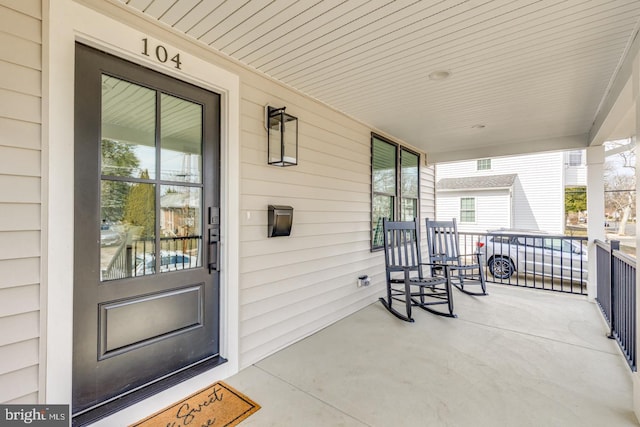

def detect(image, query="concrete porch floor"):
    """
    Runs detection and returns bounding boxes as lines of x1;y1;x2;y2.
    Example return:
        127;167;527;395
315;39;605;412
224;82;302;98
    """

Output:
226;284;637;426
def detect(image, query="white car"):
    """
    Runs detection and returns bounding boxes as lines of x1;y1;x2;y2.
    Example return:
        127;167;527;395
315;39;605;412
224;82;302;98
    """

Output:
100;224;123;246
134;250;199;276
481;229;588;284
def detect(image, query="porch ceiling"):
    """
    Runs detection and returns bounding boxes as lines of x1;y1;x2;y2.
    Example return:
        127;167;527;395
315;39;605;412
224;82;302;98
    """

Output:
119;0;640;162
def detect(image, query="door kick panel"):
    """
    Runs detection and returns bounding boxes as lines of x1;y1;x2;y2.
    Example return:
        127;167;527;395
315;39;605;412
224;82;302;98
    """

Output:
99;284;204;358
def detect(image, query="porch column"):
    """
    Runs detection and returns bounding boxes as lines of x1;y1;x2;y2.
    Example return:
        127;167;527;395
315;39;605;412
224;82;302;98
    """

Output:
634;52;640;421
586;146;605;300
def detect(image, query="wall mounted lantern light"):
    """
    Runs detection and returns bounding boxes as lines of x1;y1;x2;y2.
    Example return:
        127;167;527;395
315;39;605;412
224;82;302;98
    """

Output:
266;105;298;166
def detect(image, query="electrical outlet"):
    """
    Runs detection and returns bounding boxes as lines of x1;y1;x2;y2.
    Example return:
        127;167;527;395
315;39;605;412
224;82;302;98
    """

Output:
357;275;370;287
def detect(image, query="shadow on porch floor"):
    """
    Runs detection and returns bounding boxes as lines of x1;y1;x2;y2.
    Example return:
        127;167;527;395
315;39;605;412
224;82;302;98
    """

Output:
227;283;637;426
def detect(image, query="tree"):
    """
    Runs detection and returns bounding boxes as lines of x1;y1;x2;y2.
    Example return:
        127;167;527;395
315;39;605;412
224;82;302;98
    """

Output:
100;138;140;222
604;140;636;236
565;186;586;222
123;170;155;238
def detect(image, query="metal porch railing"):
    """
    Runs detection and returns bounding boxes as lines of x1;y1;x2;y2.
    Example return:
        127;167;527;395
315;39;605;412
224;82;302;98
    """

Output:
453;231;636;370
102;235;202;281
455;231;588;294
596;239;637;371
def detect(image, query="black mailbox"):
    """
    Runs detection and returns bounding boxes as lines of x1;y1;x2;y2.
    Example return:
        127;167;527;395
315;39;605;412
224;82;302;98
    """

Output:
268;205;293;237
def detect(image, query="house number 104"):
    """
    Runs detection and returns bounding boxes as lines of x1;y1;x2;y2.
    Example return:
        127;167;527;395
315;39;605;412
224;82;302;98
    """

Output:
142;38;182;70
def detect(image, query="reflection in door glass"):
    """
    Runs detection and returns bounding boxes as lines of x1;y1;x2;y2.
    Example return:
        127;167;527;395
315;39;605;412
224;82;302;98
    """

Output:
160;185;202;272
100;180;156;281
99;76;206;280
101;75;156;179
161;94;202;183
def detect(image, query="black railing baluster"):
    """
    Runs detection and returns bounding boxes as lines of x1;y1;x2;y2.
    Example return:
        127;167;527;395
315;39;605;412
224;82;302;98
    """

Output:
102;235;203;280
459;232;637;371
609;241;620;340
595;239;636;372
458;231;586;294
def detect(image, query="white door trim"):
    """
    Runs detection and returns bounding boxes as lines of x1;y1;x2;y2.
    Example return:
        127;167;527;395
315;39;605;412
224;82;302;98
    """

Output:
43;0;240;423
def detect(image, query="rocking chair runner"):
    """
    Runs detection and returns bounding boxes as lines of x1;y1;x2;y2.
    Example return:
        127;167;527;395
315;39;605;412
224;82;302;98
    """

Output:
378;218;455;322
424;218;487;296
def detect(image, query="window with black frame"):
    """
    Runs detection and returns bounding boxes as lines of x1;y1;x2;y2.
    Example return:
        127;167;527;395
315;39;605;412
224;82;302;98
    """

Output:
401;149;419;220
371;134;420;249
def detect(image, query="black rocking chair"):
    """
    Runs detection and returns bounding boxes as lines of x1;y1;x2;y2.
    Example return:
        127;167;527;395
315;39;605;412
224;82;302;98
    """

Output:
378;218;455;322
424;218;487;296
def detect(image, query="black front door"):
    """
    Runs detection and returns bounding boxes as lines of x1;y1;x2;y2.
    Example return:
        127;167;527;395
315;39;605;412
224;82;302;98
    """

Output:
73;43;221;415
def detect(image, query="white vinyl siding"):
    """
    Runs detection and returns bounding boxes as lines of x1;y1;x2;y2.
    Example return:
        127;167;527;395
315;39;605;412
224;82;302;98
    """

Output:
437;152;564;233
0;0;42;404
420;164;436;220
419;163;436;253
1;0;440;407
437;190;511;233
510;153;564;233
564;150;587;186
238;75;426;367
565;166;587;187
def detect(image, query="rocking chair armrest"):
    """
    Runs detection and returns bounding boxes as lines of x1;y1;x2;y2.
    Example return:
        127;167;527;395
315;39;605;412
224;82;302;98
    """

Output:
386;265;419;273
447;264;476;272
418;261;449;268
457;253;485;265
459;252;484;258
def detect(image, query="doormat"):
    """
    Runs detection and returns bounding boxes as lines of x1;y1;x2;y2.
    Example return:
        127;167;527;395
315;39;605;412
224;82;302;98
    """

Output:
130;381;260;427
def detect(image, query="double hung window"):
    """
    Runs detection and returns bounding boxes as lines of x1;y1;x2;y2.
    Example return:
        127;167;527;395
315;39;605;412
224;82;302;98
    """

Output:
460;197;476;223
371;134;420;249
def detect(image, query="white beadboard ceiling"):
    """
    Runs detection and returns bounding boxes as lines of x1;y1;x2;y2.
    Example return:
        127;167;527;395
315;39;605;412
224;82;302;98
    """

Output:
118;0;640;162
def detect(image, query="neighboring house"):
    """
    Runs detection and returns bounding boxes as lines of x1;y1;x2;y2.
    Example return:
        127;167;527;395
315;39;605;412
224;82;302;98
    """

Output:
436;151;586;233
565;149;587;186
0;1;634;425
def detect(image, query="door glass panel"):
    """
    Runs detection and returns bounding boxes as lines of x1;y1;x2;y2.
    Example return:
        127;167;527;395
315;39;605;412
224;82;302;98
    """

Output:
99;77;205;280
101;75;156;179
161;94;203;183
100;180;156;281
160;185;202;272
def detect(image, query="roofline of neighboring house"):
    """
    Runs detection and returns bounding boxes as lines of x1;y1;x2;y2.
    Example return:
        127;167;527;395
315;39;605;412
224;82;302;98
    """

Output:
436;173;518;191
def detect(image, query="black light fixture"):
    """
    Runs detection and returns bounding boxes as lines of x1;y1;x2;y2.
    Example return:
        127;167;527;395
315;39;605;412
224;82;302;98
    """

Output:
266;105;298;166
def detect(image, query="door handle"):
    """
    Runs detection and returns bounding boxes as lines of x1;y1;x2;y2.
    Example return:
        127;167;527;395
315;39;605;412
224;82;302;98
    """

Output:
209;228;219;272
